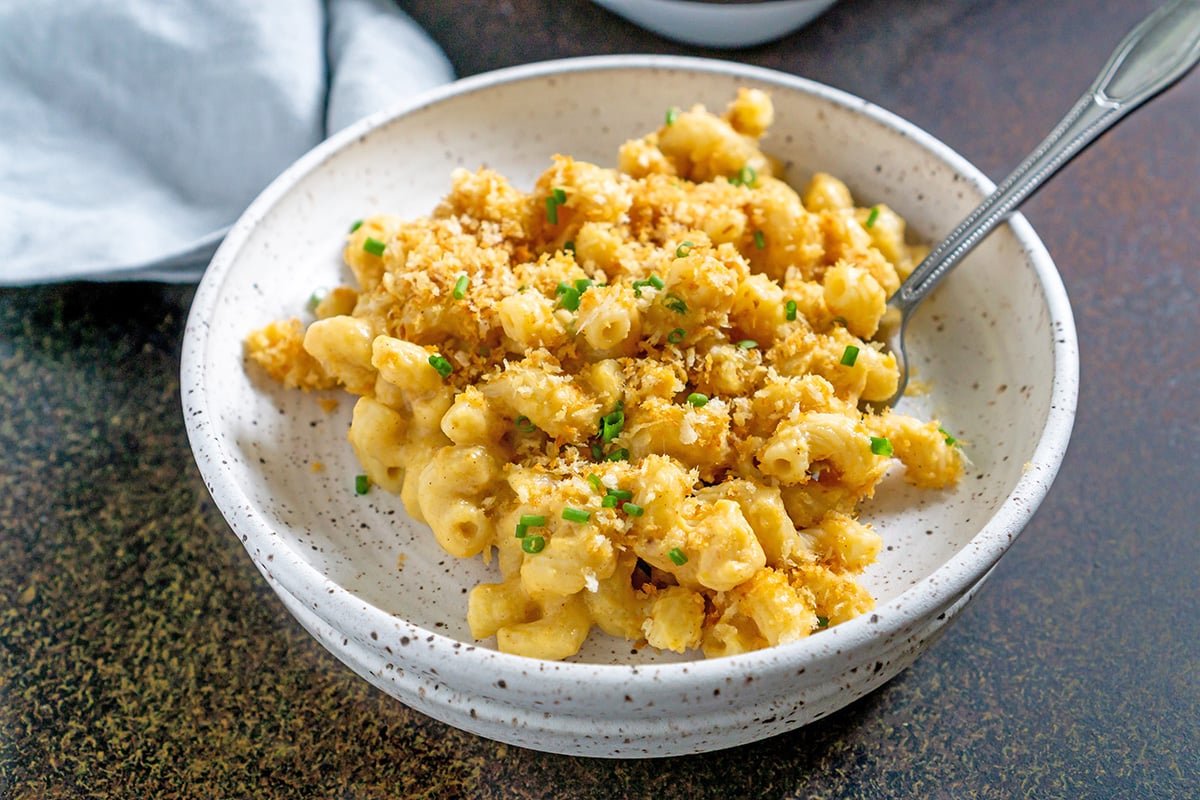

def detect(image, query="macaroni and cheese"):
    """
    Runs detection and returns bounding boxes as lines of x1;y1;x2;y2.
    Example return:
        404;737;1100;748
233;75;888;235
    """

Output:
245;89;964;661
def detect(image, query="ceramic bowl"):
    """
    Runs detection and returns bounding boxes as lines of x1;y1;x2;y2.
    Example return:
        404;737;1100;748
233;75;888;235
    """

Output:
591;0;839;48
182;55;1078;758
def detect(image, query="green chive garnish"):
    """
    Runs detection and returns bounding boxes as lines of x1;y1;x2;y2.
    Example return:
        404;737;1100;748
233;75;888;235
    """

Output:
668;327;686;344
556;281;582;311
562;507;590;523
522;535;546;554
731;165;757;187
605;448;629;462
622;502;644;517
817;616;830;628
840;345;860;366
686;392;708;407
830;316;848;328
666;107;679;126
601;494;619;509
870;436;894;457
675;241;694;258
663;293;688;315
546;188;567;225
563;240;575;252
515;523;528;538
452;274;469;300
939;426;959;447
668;548;688;566
587;473;603;493
363;236;387;257
635;274;666;296
354;474;370;495
591;443;604;461
736;339;758;349
865;205;880;228
519;514;547;527
599;404;624;443
607;489;633;502
349;219;363;233
753;230;765;249
515;415;536;433
428;354;453;379
307;289;326;313
785;299;797;321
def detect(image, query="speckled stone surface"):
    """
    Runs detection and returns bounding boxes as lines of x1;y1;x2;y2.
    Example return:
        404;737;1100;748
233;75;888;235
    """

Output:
2;0;1197;796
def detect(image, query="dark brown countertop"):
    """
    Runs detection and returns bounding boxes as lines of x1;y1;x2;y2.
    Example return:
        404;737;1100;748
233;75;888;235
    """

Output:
2;1;1198;797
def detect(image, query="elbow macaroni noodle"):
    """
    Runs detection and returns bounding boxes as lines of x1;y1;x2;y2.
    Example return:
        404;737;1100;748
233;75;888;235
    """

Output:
245;89;965;661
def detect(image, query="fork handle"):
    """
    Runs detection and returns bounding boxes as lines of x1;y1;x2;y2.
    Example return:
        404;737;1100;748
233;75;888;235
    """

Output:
891;0;1200;314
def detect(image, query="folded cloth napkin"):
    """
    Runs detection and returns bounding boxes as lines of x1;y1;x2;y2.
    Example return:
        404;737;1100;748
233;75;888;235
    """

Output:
0;0;453;285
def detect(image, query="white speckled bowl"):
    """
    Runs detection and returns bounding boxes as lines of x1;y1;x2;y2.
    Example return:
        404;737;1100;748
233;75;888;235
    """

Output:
182;55;1078;758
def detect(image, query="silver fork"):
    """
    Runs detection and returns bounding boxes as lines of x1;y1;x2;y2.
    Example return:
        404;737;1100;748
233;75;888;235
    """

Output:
881;0;1200;407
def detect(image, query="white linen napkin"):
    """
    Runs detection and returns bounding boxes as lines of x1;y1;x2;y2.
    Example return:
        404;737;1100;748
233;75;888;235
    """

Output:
0;0;453;284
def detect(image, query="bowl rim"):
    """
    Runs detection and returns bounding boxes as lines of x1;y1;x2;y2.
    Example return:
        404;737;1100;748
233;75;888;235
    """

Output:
182;54;1078;690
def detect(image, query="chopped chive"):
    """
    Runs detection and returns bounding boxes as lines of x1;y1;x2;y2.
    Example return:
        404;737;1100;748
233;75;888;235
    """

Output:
870;436;894;457
349;219;363;233
591;443;604;461
587;473;603;493
557;286;582;311
686;392;708;408
452;274;469;300
865;205;880;228
363;236;387;257
668;547;688;566
731;165;757;187
817;615;830;628
574;278;594;293
605;448;629;462
840;345;860;366
601;417;624;443
667;327;686;344
675;241;694;258
622;502;644;517
519;514;547;527
515;415;536;433
785;299;797;321
607;488;633;502
514;523;528;538
546;188;567;225
427;354;453;379
665;107;679;126
307;289;327;312
830;316;848;328
634;274;667;296
562;507;591;523
601;494;619;509
753;230;765;249
563;240;575;253
736;339;758;349
662;293;688;315
939;426;959;447
521;535;546;554
354;474;370;495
